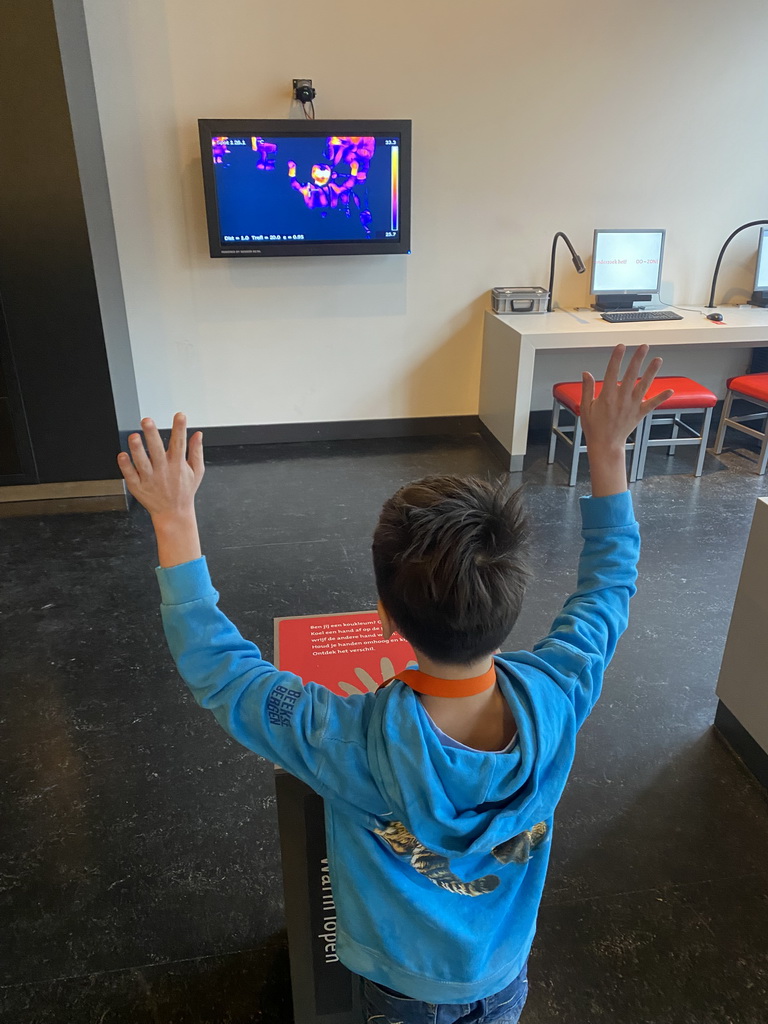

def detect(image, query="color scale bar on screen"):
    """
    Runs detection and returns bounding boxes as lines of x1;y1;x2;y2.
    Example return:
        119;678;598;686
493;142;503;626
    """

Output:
391;146;399;232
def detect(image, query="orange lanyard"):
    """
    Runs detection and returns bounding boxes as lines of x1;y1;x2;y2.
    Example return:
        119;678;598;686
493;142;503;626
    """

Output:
379;663;497;698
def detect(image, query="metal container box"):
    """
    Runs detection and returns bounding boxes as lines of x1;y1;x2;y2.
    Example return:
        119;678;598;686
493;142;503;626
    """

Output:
491;286;549;314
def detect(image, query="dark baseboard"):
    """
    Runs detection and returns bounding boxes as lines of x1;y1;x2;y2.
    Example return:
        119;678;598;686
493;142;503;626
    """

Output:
527;410;553;442
123;396;759;456
476;420;513;469
190;415;483;448
714;700;768;790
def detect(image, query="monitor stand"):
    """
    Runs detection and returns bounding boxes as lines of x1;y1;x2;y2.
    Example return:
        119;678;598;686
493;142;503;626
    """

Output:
750;290;768;308
592;294;653;311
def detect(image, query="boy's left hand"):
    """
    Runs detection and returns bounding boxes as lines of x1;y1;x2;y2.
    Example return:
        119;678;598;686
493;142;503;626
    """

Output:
117;413;204;521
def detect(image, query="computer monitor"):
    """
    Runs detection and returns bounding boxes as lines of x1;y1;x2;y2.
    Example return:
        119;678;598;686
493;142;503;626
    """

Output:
590;229;666;311
751;227;768;307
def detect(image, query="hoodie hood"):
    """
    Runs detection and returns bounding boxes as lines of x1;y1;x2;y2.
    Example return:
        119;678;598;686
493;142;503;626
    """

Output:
366;656;576;860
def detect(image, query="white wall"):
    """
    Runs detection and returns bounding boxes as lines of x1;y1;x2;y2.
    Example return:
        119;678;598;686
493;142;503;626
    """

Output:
83;0;768;428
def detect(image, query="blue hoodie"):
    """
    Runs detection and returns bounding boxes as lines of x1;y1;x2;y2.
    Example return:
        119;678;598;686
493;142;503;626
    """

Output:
156;491;639;1003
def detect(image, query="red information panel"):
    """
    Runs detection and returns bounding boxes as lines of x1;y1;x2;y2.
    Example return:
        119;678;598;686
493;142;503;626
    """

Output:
274;611;416;698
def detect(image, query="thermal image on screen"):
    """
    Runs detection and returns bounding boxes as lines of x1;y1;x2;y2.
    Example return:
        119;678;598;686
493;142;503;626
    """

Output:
212;137;230;164
210;133;400;245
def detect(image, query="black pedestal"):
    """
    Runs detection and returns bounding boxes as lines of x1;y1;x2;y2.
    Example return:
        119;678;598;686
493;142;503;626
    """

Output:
275;769;361;1024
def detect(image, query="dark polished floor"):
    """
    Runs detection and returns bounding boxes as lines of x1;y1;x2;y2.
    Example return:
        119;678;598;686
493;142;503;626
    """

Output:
2;431;768;1023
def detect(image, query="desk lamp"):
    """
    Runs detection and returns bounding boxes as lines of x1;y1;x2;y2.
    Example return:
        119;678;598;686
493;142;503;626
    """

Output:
707;219;768;307
547;232;586;312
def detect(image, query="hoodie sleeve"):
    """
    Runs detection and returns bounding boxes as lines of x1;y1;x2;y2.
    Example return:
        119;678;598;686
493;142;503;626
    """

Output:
505;490;639;729
154;557;377;808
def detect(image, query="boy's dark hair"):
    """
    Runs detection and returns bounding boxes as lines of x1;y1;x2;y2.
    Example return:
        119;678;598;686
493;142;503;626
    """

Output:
372;475;530;665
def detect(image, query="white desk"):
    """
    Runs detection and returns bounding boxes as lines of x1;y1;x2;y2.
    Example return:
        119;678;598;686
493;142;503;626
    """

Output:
479;306;768;471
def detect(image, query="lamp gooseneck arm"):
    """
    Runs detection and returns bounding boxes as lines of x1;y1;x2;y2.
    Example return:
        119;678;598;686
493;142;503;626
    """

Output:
707;220;768;308
547;232;564;312
547;231;585;312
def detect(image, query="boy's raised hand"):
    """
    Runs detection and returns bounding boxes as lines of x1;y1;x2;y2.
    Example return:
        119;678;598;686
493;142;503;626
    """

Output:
117;413;204;521
580;344;674;450
118;414;205;567
580;344;674;497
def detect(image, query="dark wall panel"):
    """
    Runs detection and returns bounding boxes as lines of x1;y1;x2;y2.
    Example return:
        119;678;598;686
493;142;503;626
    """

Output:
0;0;120;483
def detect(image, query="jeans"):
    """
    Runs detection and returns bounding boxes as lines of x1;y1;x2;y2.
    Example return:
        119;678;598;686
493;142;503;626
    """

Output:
361;962;528;1024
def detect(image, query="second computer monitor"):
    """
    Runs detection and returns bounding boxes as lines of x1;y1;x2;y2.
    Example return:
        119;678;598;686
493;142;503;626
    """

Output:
591;229;666;311
751;227;768;307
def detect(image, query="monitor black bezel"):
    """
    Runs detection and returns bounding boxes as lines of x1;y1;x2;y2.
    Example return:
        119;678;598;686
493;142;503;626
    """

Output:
198;118;412;258
590;228;666;295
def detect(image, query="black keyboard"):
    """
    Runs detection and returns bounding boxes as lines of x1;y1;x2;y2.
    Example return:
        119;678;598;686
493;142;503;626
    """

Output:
601;310;683;323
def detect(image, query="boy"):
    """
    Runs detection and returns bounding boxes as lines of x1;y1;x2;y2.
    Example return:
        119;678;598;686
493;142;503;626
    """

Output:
118;344;672;1024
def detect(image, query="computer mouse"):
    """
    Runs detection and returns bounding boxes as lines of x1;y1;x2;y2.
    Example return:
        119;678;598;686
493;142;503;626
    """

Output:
706;313;724;322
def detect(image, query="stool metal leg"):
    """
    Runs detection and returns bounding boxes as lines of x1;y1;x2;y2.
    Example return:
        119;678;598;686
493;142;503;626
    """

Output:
637;413;652;480
569;417;582;487
547;399;559;464
667;418;680;456
629;419;644;483
714;391;734;454
695;406;713;476
758;423;768;476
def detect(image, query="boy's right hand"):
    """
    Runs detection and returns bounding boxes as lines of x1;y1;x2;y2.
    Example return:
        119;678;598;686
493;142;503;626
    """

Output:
580;344;674;497
580;344;674;450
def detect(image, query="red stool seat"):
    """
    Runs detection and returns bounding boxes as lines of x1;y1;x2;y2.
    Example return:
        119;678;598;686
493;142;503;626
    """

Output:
649;377;717;410
553;376;716;415
552;380;597;415
725;373;768;403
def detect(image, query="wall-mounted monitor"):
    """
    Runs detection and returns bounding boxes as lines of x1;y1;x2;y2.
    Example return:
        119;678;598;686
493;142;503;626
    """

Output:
198;119;411;258
590;228;666;311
